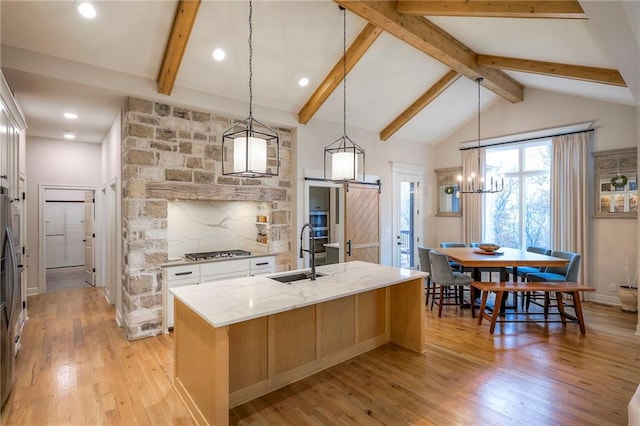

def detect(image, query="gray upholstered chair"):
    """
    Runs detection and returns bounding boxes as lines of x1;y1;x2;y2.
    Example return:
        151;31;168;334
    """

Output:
525;250;582;317
439;242;466;271
428;250;474;317
418;246;434;306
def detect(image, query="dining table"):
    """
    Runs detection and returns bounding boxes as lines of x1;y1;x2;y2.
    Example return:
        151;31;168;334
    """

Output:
435;246;570;312
436;246;569;281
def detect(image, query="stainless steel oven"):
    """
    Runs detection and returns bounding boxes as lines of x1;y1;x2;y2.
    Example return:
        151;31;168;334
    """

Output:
309;211;329;266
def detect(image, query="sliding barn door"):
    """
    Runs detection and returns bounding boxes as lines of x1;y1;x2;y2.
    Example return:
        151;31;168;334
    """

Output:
344;183;380;263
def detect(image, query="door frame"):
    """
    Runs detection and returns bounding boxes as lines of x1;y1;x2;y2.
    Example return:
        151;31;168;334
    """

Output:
391;163;425;269
38;184;99;294
303;178;344;268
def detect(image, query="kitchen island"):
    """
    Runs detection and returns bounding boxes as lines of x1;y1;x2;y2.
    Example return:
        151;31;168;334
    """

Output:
171;261;427;425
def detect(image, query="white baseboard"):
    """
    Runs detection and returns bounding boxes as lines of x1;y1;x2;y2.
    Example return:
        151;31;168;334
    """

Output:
586;293;620;306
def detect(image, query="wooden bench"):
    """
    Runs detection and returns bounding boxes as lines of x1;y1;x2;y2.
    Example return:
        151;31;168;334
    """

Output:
471;281;595;334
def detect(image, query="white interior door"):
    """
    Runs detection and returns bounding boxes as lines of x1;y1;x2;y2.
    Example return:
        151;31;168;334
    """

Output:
392;165;424;269
83;191;95;286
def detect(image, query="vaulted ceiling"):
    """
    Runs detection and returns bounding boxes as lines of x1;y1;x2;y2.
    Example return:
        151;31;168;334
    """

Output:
1;1;638;145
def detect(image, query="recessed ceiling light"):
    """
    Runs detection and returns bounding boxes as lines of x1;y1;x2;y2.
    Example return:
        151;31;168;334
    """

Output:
212;48;226;61
64;133;76;139
76;1;97;19
298;77;309;87
64;112;78;119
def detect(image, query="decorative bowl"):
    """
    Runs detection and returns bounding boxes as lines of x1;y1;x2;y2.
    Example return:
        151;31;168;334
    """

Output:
478;244;500;252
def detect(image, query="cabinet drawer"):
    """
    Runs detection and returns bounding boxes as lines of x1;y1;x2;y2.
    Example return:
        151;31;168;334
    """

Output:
250;256;275;270
200;259;250;276
201;270;250;284
165;265;199;281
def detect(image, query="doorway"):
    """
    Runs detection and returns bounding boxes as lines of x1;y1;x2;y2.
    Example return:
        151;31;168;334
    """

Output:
392;163;424;269
39;185;98;294
303;180;343;267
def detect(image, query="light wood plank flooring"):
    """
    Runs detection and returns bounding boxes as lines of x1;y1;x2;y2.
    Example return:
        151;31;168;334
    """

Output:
1;287;638;425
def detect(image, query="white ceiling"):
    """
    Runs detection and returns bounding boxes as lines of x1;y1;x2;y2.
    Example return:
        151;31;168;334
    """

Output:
1;0;638;145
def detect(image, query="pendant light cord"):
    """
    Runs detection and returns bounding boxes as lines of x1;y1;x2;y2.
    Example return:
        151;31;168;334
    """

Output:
248;0;254;120
476;77;482;173
342;6;347;140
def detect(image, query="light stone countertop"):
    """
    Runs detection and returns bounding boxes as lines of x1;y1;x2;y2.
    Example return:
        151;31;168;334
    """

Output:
161;253;276;268
170;261;427;328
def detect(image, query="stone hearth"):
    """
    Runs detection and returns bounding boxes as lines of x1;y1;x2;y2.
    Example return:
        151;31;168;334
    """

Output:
121;97;294;340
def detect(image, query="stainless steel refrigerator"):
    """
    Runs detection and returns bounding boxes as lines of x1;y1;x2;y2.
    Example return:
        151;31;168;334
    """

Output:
1;187;20;407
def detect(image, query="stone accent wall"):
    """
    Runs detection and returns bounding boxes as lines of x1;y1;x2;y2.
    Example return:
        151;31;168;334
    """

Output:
121;97;294;340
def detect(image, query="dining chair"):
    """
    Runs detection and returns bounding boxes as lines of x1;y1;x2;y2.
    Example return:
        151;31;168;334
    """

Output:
418;246;434;306
469;242;503;281
505;246;550;282
439;242;467;271
525;250;582;317
428;250;474;317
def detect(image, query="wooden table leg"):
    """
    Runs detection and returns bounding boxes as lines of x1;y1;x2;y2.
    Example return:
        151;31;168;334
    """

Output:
488;291;505;334
478;290;489;325
571;291;587;335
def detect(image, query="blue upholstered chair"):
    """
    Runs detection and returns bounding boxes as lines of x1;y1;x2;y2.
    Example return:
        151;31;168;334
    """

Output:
525;250;581;317
505;246;550;282
428;250;474;317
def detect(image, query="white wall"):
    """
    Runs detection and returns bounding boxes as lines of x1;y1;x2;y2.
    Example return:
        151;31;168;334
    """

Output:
25;136;102;294
432;87;639;303
296;118;436;266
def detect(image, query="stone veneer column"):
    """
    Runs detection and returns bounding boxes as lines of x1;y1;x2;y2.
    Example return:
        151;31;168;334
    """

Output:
121;97;294;340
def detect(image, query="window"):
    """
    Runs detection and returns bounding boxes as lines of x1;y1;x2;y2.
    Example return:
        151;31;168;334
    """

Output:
483;140;551;249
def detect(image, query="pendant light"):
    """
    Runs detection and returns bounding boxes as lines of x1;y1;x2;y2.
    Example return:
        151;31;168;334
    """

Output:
222;0;279;178
457;77;503;194
323;6;365;182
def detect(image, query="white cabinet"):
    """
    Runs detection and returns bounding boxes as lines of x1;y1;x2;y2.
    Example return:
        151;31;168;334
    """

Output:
163;255;276;332
250;256;275;276
200;259;250;283
164;264;199;329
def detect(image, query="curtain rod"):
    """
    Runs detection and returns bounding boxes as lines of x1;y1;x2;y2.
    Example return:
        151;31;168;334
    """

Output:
460;128;595;151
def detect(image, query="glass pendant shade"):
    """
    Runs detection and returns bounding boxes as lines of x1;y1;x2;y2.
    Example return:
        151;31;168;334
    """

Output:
331;151;357;180
324;135;365;182
222;117;279;177
234;136;266;173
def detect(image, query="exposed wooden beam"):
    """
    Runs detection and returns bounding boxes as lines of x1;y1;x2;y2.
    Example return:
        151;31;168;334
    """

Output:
380;70;461;141
396;1;587;19
157;0;201;96
478;55;627;87
334;0;524;103
298;23;383;124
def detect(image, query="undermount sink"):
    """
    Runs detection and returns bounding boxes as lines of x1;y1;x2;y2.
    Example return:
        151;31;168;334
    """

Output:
268;272;325;283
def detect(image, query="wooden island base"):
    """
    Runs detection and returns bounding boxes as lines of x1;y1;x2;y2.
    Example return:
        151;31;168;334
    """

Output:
173;277;425;425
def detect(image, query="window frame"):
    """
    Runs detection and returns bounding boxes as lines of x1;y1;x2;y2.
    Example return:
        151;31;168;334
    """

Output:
483;139;551;249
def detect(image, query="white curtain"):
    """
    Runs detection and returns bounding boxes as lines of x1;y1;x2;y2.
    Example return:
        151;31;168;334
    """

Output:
551;132;589;284
461;148;484;244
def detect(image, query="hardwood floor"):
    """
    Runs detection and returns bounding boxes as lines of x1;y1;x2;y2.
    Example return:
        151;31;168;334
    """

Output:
2;287;638;425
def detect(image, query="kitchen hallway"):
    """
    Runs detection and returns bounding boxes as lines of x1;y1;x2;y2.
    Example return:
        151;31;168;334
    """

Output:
1;287;637;425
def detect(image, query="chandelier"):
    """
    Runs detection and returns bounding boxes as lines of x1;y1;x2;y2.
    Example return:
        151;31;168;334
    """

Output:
457;77;503;194
222;0;279;178
323;6;365;182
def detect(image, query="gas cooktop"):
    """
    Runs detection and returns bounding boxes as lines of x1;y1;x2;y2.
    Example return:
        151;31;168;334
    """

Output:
184;250;252;261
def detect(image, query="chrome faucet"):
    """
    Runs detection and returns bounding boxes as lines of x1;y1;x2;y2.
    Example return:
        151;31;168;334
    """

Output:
299;223;317;280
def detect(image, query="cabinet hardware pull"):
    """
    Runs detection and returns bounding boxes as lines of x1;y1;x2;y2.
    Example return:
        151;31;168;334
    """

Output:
255;262;269;266
175;271;193;276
